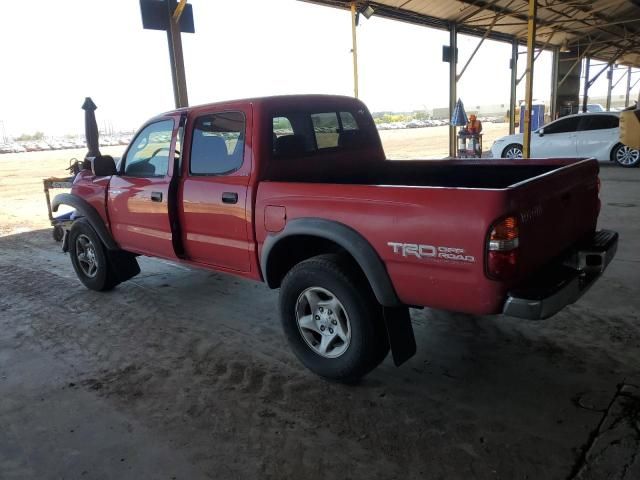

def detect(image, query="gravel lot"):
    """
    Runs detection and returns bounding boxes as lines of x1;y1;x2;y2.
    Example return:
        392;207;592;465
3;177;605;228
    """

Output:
0;144;638;479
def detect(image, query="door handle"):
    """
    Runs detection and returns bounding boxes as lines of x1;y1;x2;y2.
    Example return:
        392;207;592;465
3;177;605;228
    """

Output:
151;191;163;202
222;192;238;204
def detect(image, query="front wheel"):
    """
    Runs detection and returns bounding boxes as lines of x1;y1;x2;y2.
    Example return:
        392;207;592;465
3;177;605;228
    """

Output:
612;143;640;167
279;254;389;382
502;143;523;159
69;219;118;291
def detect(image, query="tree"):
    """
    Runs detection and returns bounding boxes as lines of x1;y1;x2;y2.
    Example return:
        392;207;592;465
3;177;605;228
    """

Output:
16;131;45;141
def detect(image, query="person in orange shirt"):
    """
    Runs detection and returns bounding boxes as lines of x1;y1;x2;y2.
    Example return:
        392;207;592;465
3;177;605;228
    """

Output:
467;114;483;156
468;114;483;134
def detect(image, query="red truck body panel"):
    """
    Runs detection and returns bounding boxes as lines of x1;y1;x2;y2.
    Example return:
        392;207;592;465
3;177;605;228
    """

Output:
69;95;603;316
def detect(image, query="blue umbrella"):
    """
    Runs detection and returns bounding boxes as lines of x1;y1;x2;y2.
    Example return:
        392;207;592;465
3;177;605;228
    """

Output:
451;98;468;127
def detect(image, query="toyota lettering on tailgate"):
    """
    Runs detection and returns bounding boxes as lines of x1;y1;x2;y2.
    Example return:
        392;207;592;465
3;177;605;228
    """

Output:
388;242;476;263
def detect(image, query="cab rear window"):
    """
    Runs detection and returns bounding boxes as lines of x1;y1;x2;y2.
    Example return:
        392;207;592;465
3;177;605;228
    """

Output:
272;109;371;157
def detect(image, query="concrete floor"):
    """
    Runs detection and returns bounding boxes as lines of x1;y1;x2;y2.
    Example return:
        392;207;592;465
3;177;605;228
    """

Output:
1;163;639;480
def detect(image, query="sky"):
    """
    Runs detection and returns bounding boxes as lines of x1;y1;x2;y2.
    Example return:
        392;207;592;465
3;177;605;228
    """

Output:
0;0;635;137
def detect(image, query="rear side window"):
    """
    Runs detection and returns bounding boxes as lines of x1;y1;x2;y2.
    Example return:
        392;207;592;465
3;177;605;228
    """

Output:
273;117;294;138
190;112;245;175
272;109;369;157
544;116;580;134
579;115;619;131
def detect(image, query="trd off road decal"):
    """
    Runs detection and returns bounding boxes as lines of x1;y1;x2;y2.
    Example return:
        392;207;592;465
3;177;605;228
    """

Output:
387;242;476;263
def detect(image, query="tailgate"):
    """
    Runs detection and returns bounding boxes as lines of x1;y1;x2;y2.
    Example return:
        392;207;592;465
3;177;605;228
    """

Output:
507;159;600;282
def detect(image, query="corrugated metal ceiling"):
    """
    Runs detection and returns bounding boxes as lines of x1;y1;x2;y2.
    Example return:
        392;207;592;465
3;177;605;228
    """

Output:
302;0;640;66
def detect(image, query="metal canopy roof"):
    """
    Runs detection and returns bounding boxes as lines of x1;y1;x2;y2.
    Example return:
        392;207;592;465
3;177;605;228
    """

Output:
303;0;640;66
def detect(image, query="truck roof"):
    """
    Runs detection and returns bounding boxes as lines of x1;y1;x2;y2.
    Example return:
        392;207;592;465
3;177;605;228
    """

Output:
158;94;366;117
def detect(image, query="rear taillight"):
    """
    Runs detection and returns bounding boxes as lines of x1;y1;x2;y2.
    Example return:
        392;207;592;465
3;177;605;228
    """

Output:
487;215;519;280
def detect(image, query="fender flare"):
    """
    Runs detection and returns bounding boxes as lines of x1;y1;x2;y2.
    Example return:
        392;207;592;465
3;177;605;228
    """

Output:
52;193;119;250
261;218;401;307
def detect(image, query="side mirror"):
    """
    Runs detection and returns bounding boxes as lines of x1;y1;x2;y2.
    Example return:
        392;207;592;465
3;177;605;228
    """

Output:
90;155;117;176
538;128;544;137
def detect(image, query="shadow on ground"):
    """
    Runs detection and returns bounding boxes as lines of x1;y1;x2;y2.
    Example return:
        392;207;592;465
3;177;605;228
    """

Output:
0;219;638;480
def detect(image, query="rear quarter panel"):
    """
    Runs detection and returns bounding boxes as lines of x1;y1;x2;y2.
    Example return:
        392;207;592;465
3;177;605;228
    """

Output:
256;182;511;315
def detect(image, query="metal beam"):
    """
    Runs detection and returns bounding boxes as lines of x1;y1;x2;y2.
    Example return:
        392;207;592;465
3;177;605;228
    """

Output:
550;46;559;120
449;22;457;158
612;67;629;90
351;2;359;98
582;57;590;113
587;62;613;89
522;0;537;159
515;39;550;86
557;39;599;89
457;14;499;81
457;0;505;24
300;1;640;68
624;67;631;108
606;64;614;111
509;38;518;134
166;0;188;108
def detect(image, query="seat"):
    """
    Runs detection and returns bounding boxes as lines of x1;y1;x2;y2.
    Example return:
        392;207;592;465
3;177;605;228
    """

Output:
274;134;306;157
338;130;364;149
191;134;230;174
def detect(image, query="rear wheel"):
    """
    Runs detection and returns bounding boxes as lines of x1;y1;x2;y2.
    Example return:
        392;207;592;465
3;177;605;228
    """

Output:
612;143;640;167
69;219;118;291
502;143;523;159
279;254;389;382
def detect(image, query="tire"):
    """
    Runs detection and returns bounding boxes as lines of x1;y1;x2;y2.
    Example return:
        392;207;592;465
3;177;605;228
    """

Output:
52;224;64;242
68;219;118;291
611;143;640;168
279;254;390;383
502;143;523;159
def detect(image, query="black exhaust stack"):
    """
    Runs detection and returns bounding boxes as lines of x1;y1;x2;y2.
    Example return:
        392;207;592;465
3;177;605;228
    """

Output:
82;97;101;159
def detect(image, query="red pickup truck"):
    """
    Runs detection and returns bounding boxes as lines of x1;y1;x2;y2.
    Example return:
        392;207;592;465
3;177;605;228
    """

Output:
54;94;617;382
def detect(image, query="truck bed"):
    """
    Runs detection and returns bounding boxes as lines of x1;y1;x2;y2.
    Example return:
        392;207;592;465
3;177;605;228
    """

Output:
256;158;600;315
264;157;579;189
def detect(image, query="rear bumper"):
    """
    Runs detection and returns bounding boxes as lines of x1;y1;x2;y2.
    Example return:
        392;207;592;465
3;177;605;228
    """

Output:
502;230;618;320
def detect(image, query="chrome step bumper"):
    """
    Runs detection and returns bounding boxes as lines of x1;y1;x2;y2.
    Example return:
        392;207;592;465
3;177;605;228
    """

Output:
503;230;618;320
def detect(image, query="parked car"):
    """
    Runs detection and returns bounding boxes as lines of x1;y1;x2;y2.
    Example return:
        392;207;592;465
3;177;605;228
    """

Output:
491;112;640;167
585;104;605;113
54;94;617;382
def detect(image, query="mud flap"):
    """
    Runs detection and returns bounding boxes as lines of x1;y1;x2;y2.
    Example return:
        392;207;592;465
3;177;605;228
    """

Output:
382;306;416;366
107;250;141;283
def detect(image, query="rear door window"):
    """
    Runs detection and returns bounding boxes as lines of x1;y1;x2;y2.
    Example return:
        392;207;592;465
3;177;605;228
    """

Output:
190;112;245;175
578;115;619;131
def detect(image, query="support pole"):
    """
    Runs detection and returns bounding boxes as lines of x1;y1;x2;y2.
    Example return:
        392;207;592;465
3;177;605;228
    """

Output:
550;46;559;120
522;0;537;159
582;57;591;113
625;66;632;107
351;3;359;98
509;38;518;134
166;0;188;108
606;64;613;111
449;22;457;158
